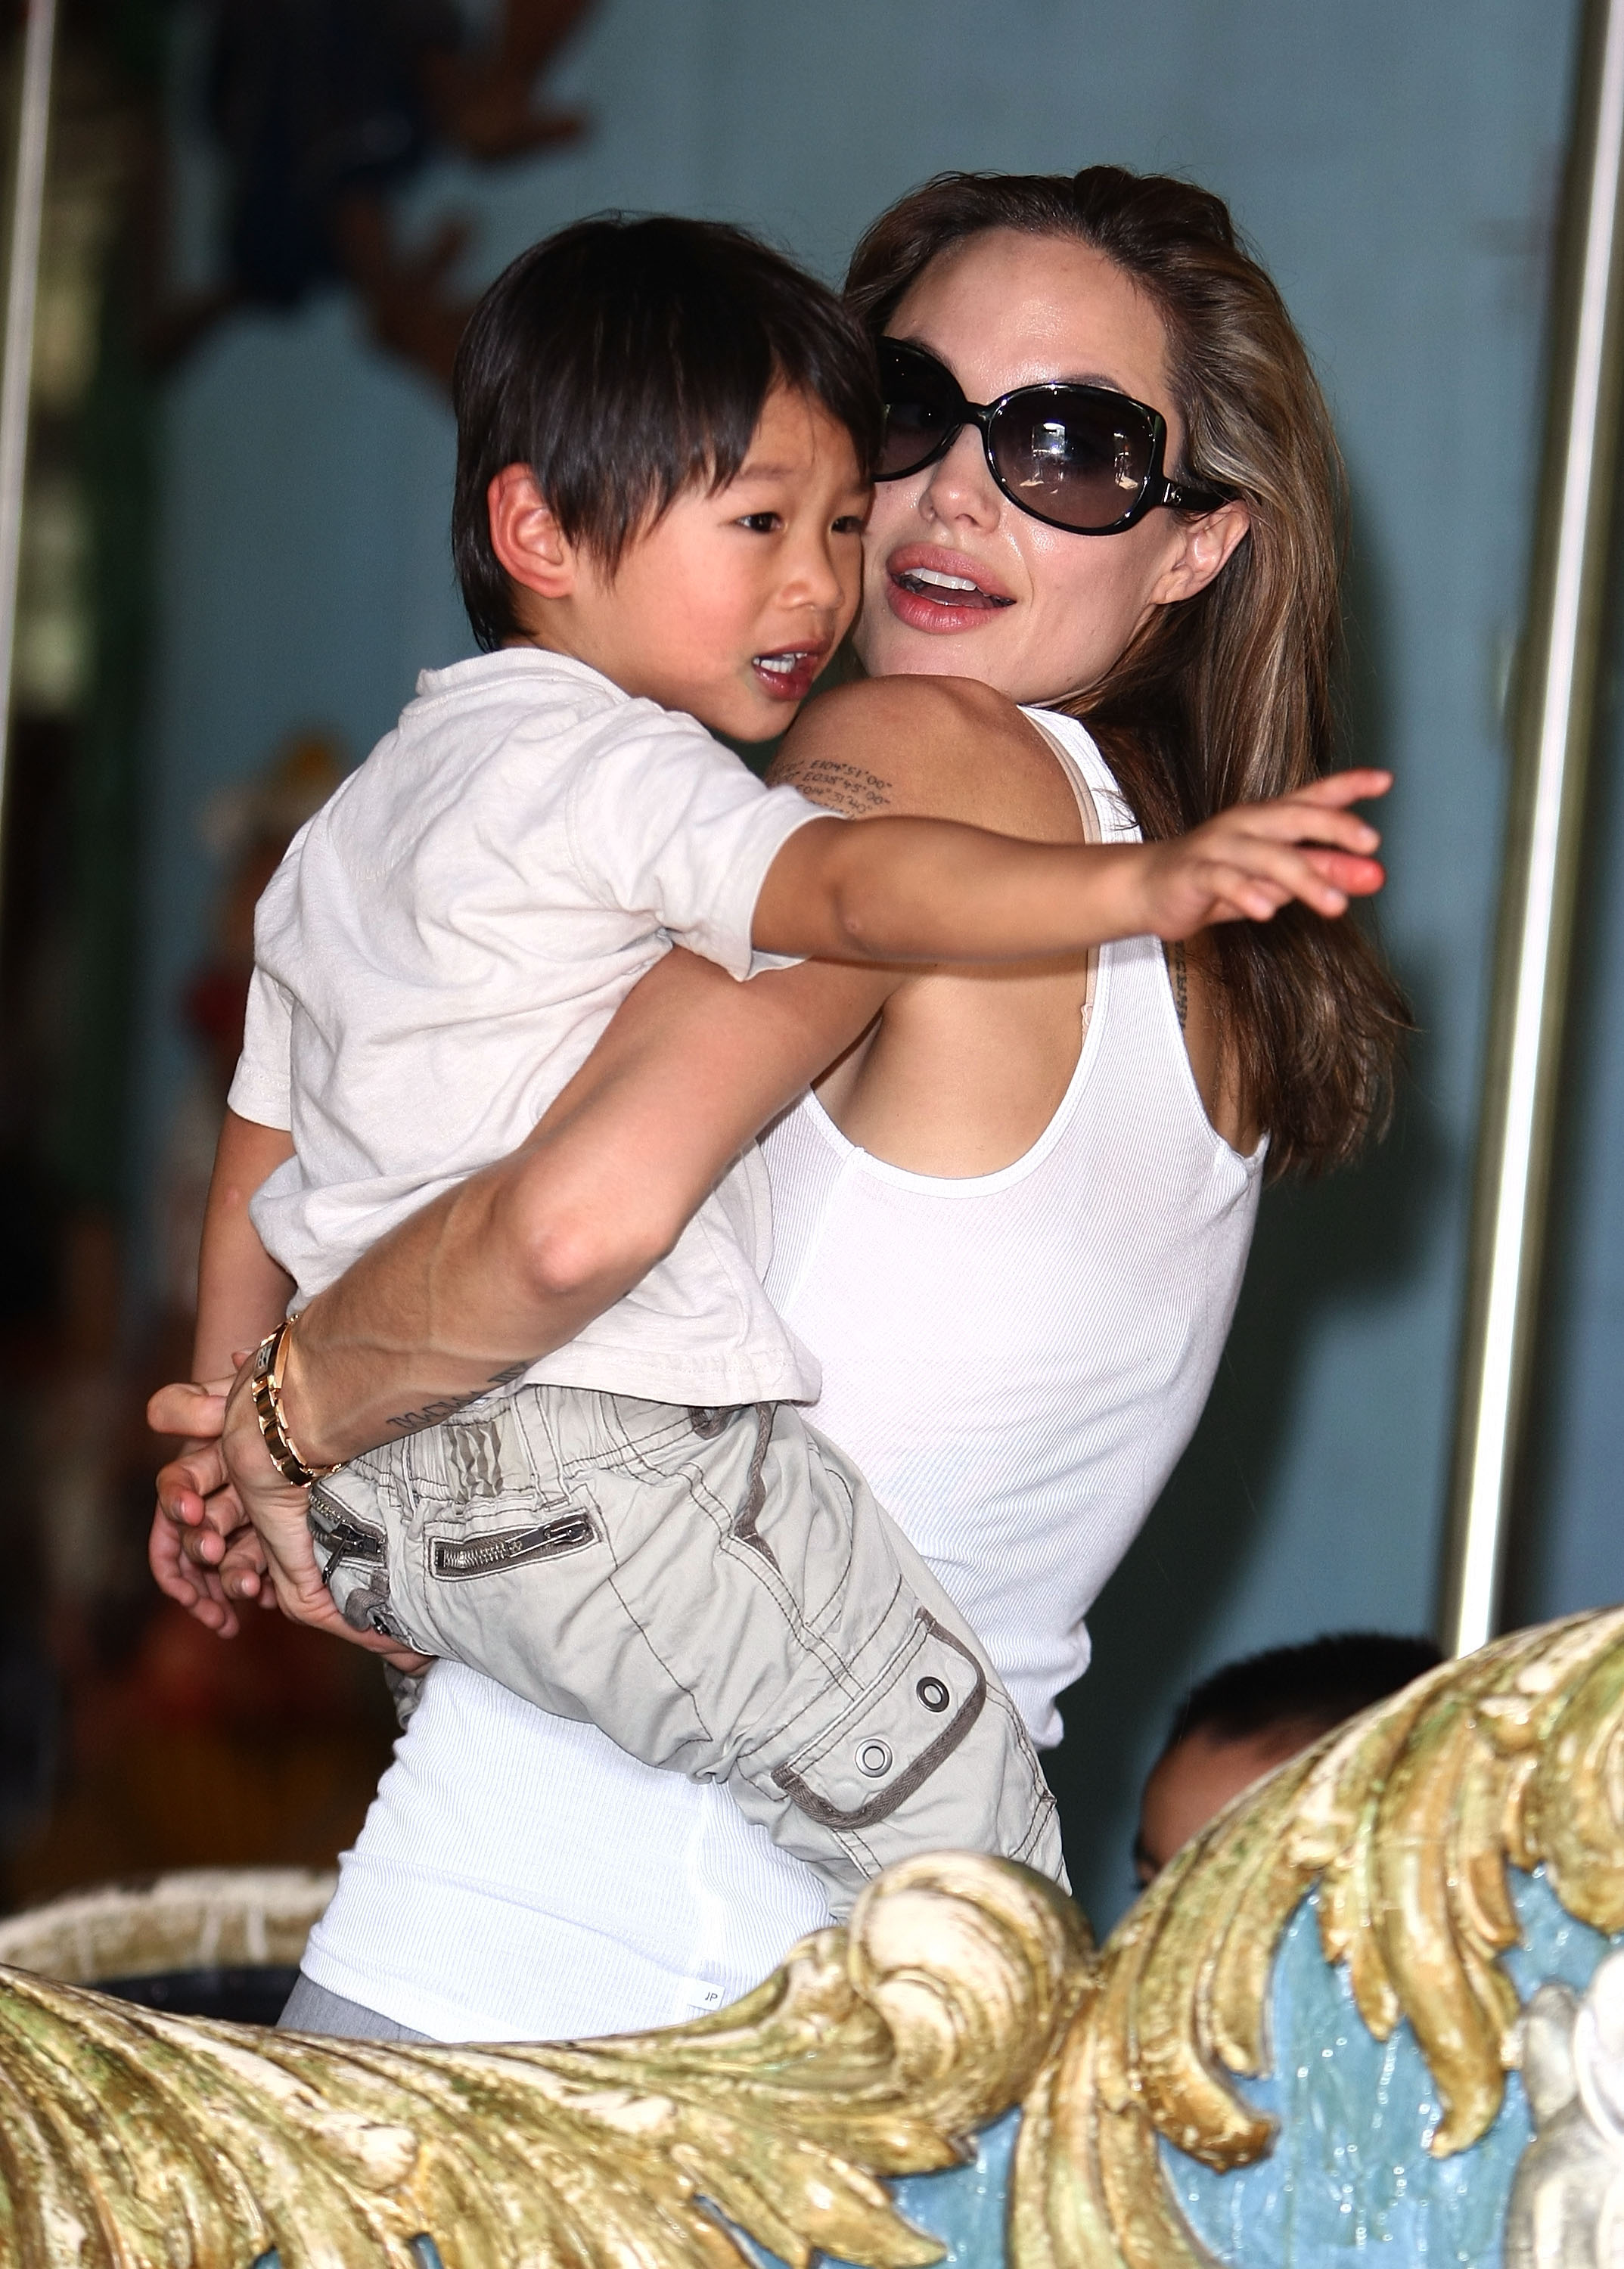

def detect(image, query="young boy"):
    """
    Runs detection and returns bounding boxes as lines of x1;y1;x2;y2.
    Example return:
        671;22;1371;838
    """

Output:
176;216;1383;1913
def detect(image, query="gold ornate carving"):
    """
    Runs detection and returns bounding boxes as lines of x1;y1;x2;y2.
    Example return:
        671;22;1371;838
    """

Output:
1012;1606;1624;2269
2;1613;1621;2269
0;1848;1087;2269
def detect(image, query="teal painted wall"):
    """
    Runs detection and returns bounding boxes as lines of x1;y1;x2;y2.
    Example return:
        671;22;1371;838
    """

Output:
136;2;1598;1931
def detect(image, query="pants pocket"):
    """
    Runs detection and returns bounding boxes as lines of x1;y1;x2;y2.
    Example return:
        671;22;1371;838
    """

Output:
307;1485;414;1646
769;1611;987;1830
426;1509;601;1579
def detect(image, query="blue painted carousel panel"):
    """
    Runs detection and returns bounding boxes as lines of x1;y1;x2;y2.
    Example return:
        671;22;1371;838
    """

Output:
811;2110;1019;2269
887;2109;1021;2267
1165;1869;1614;2265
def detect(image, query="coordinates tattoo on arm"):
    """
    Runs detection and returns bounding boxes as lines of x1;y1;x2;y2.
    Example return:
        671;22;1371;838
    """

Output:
772;755;892;815
384;1360;529;1435
1167;940;1189;1031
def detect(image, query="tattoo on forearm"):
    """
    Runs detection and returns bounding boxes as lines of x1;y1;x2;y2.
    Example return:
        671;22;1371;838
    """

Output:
1168;941;1189;1031
384;1360;529;1435
772;755;892;815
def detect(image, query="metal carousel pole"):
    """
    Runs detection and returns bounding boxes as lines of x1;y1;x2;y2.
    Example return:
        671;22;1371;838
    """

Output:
0;0;56;933
1439;0;1624;1656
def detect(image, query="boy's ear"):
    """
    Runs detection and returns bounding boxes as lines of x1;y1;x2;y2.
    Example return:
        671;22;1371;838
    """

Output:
488;464;577;600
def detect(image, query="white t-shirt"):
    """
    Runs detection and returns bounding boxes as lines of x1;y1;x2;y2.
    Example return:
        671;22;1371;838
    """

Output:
228;646;827;1406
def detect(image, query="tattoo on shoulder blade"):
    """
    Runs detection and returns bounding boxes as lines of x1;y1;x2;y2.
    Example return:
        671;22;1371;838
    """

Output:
384;1361;529;1436
773;754;891;815
1168;940;1189;1031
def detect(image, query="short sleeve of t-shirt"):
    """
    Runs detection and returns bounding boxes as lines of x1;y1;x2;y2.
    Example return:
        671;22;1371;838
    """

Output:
227;966;295;1129
564;708;835;979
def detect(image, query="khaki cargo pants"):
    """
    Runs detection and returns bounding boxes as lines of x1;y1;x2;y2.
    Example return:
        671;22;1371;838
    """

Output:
310;1389;1063;1913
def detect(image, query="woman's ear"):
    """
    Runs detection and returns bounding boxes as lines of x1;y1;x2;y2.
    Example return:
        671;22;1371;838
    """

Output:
488;464;576;601
1150;498;1251;608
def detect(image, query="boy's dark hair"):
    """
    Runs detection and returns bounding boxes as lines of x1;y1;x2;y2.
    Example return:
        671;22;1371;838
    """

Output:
1161;1631;1444;1758
451;214;883;650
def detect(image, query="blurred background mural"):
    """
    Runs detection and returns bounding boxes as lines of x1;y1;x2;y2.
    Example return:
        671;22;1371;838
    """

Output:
0;0;1615;1936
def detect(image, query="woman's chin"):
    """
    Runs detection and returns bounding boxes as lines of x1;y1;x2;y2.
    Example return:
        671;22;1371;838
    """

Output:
857;610;1014;688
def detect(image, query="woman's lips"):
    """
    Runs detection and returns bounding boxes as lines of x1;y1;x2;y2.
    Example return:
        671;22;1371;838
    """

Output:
884;546;1016;635
750;645;828;701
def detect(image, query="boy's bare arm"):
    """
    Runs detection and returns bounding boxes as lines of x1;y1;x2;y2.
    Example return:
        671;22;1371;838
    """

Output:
752;675;1387;963
191;1110;297;1377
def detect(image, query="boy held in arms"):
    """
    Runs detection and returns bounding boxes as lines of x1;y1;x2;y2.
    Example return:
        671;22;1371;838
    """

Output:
157;217;1386;1912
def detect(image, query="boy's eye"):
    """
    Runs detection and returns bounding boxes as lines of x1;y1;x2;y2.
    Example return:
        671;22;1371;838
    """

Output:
737;511;782;532
831;514;866;535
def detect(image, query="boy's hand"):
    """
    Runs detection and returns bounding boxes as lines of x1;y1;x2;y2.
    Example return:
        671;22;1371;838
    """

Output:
219;1364;431;1675
1131;769;1390;941
149;1378;269;1637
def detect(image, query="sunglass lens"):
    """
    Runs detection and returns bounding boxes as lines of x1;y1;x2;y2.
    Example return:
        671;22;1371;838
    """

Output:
877;345;961;480
991;394;1154;531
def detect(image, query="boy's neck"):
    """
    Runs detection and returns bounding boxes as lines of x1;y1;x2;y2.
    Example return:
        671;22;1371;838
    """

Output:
502;601;644;704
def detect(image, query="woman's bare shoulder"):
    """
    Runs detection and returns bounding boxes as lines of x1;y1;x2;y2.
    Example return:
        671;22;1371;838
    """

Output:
768;675;1083;836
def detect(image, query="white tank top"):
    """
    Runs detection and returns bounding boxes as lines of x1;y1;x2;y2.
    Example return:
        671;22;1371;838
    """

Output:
764;712;1265;1742
299;712;1265;2041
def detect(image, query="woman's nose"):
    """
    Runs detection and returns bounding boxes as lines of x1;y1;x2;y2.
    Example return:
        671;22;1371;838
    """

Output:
918;425;1001;530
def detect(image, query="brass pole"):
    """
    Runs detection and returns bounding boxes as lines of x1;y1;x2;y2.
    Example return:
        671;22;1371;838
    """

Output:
1439;0;1624;1655
0;0;55;927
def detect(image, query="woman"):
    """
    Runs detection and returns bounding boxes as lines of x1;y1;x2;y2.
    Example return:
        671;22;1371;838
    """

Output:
155;166;1405;2041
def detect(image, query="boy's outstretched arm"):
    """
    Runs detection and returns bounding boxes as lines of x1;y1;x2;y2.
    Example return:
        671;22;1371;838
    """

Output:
753;771;1388;965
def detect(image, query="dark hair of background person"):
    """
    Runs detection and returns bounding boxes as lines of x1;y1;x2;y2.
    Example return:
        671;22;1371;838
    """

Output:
1161;1629;1445;1758
451;214;884;650
845;166;1413;1177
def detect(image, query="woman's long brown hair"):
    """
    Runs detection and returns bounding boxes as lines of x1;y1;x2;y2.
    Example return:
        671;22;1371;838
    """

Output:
846;167;1410;1175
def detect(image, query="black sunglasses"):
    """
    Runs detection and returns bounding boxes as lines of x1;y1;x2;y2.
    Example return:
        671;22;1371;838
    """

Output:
876;337;1227;535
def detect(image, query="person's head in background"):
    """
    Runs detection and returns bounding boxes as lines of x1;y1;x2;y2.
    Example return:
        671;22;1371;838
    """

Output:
1133;1631;1444;1886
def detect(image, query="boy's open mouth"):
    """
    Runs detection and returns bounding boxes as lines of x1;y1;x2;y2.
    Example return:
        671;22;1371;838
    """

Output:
886;545;1016;632
751;646;827;702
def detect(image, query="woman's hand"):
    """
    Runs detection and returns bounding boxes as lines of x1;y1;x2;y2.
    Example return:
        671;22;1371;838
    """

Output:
219;1364;431;1674
1134;768;1390;940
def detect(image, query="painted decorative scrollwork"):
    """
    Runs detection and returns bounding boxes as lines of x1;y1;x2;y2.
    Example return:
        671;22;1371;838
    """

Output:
1;1609;1622;2268
0;1848;1087;2269
1011;1606;1624;2269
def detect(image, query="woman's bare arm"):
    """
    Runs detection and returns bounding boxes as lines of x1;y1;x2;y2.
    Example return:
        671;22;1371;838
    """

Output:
274;950;896;1465
156;945;896;1630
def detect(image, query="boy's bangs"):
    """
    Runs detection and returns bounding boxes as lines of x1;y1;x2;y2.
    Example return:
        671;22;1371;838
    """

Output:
451;216;882;647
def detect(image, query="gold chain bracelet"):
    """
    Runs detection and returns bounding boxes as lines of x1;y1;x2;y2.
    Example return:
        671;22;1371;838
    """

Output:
250;1317;339;1487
